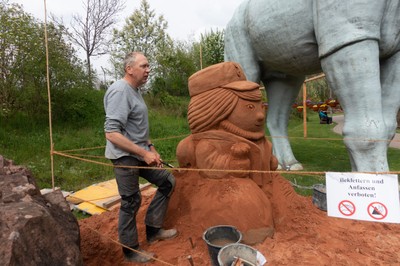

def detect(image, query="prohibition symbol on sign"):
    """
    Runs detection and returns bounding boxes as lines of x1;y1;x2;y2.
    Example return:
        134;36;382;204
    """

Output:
338;200;356;216
367;202;388;220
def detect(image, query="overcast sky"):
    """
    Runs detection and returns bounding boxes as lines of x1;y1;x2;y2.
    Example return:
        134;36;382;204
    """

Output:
8;0;244;74
9;0;244;41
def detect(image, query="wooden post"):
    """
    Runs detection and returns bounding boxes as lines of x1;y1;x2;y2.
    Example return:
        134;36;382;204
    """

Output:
302;73;325;138
302;82;307;138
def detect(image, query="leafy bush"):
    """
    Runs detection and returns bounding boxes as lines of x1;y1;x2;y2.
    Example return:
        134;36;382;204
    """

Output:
52;88;105;126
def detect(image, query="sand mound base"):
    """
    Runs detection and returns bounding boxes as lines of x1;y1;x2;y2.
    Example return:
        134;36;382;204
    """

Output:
79;172;400;265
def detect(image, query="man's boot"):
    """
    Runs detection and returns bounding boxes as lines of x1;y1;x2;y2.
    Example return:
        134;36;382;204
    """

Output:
146;226;178;244
123;247;155;263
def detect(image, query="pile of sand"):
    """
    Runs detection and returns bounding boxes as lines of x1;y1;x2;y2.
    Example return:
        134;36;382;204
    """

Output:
79;172;400;265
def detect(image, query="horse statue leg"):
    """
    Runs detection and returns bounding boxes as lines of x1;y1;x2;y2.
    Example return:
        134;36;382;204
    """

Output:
264;76;304;170
380;51;400;149
321;40;389;172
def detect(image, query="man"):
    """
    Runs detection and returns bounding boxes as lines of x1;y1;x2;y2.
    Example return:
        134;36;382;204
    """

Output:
104;52;177;263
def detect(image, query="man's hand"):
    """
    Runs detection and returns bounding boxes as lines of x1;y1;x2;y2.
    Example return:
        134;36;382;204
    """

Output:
143;150;162;167
105;132;163;167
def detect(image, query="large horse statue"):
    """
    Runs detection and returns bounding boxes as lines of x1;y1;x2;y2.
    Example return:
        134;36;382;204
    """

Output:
225;0;400;172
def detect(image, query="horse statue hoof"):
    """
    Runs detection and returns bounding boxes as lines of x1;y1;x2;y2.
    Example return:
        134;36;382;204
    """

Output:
277;163;303;171
288;163;303;171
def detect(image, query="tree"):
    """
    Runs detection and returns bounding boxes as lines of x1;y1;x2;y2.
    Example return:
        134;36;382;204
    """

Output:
110;0;172;80
153;40;198;98
0;1;51;116
108;1;223;101
55;0;125;83
199;29;225;67
0;1;90;120
306;76;331;103
0;1;30;115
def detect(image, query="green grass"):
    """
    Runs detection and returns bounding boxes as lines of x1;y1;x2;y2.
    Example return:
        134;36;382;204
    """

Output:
268;111;400;195
268;114;340;195
1;105;399;198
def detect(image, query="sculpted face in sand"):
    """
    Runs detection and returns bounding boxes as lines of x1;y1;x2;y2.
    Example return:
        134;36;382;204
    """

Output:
226;97;266;134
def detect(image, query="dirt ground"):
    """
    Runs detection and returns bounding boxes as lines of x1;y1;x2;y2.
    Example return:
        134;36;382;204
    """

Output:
79;171;400;266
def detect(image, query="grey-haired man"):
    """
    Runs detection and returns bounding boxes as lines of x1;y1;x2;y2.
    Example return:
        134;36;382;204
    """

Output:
104;51;177;263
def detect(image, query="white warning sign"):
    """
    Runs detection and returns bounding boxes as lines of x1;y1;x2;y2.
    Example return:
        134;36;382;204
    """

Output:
326;172;400;223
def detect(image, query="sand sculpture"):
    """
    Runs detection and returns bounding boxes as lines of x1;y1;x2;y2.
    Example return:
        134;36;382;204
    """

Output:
172;62;281;243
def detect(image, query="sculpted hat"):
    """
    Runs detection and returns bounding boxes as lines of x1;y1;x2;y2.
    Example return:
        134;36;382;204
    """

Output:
188;61;260;97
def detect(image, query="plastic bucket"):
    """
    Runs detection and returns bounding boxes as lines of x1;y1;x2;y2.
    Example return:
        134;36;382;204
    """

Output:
217;243;259;266
312;184;327;211
202;225;242;266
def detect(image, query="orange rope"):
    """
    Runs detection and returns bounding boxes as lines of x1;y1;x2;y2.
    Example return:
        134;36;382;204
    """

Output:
55;134;400;155
57;134;189;153
85;225;176;266
52;150;400;176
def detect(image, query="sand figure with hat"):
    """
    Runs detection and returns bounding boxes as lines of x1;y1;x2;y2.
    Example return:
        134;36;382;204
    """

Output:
165;62;297;245
177;61;278;195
